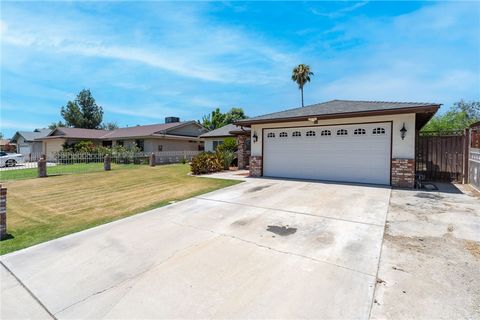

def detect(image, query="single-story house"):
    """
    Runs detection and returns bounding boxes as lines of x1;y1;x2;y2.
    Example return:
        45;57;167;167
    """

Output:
0;139;16;153
236;100;440;188
37;118;208;158
10;129;51;155
199;123;251;169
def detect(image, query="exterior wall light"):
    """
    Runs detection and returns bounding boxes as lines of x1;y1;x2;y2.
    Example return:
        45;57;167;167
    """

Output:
400;123;407;140
253;131;258;143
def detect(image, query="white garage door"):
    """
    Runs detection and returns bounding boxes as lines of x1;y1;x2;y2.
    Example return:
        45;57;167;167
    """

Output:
263;122;391;185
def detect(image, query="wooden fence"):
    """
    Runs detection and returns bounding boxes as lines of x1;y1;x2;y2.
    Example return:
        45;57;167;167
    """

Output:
415;131;466;182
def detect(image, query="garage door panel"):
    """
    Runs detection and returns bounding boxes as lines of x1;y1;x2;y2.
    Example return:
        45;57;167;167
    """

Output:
263;123;391;185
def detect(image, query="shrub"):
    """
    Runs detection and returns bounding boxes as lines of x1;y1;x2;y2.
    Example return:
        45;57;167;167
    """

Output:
190;152;223;175
216;150;236;170
216;137;237;153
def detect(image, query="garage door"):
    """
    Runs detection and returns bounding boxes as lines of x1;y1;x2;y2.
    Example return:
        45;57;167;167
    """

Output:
263;123;391;185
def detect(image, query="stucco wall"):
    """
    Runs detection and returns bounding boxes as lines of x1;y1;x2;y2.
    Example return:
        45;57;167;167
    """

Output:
114;138;200;152
203;138;225;152
250;113;416;159
168;123;207;137
43;139;65;159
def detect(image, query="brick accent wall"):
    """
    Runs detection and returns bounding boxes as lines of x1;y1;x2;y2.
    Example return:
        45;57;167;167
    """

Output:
0;184;7;240
249;156;262;177
391;158;415;188
236;135;250;170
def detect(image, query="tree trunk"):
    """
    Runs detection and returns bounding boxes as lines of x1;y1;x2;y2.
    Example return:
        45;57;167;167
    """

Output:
301;87;304;107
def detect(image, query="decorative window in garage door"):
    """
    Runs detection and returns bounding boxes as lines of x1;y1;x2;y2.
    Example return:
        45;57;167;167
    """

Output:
279;132;288;138
373;127;386;135
337;129;348;136
306;130;316;137
292;131;302;137
267;132;275;138
354;128;366;135
321;130;331;136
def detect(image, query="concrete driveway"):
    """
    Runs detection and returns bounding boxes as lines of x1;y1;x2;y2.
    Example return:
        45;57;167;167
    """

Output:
1;177;391;319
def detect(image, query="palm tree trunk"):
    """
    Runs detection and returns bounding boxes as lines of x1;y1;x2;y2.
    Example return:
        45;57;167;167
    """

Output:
301;87;304;107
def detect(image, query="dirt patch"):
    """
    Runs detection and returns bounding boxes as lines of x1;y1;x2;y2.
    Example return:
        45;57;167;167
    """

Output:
247;185;272;193
465;240;480;258
414;193;444;200
266;225;297;236
231;218;252;226
316;231;335;246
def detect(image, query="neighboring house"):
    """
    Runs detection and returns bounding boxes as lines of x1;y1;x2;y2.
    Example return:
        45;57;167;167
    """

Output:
0;139;16;153
199;123;251;169
10;129;51;155
236;100;440;188
36;118;208;159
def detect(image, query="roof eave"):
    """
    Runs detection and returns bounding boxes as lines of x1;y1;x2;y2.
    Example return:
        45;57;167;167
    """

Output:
236;105;441;127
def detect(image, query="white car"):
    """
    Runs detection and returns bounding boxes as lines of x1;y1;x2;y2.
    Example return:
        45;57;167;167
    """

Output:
0;152;25;167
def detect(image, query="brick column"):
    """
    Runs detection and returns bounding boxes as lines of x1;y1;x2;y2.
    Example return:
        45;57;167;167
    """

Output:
236;135;247;169
104;154;111;171
38;155;47;178
0;184;7;240
391;159;415;188
249;156;262;177
149;153;156;167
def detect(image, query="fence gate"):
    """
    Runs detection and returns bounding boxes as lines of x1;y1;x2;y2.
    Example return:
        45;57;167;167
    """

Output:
415;131;466;182
468;122;480;190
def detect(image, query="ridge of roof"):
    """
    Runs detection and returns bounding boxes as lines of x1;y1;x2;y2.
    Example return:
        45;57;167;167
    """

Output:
236;99;441;124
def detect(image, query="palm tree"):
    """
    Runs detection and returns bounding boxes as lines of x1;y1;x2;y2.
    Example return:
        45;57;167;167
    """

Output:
291;64;314;107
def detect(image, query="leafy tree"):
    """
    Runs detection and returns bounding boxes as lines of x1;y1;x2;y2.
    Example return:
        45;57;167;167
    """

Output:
201;107;248;130
422;100;480;132
100;121;119;131
61;89;103;129
225;107;247;124
201;108;226;130
48;121;66;130
0;132;3;139
291;64;314;107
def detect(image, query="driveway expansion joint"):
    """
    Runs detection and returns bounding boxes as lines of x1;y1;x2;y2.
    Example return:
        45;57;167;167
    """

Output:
195;197;385;228
1;261;57;320
53;235;217;316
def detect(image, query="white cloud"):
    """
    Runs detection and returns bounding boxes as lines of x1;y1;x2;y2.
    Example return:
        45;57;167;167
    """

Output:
0;5;295;85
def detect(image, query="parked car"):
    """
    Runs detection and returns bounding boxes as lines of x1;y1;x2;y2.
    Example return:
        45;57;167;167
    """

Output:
0;152;25;167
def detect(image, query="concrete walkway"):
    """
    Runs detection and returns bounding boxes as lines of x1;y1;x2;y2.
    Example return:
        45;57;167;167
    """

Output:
1;177;391;319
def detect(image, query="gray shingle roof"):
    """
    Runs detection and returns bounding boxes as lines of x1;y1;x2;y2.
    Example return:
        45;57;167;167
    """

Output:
236;100;440;124
199;123;250;138
37;121;203;140
12;129;51;142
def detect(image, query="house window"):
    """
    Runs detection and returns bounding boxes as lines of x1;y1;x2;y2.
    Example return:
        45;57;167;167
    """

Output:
292;131;301;137
354;128;366;135
321;130;332;136
306;130;316;137
102;140;112;147
337;129;348;136
213;140;223;150
373;127;386;135
116;140;124;147
267;132;275;138
279;132;288;137
135;139;144;151
158;145;163;151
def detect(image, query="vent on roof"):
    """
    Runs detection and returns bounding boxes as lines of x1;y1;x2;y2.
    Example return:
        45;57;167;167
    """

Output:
165;117;180;123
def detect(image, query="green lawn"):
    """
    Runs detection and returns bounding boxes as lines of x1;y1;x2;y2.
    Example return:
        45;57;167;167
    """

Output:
0;164;240;254
0;163;141;181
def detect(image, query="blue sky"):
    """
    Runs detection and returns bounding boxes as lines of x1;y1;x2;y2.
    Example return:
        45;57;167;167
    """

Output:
1;1;479;138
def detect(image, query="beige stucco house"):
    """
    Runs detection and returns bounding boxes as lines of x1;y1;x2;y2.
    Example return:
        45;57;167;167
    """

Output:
37;119;208;159
236;100;440;188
